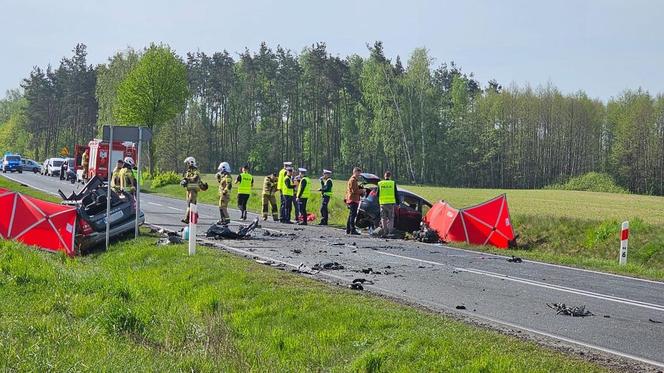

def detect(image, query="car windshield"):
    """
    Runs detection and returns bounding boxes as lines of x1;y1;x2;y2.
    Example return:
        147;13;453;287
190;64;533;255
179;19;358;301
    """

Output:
52;160;63;167
6;156;20;162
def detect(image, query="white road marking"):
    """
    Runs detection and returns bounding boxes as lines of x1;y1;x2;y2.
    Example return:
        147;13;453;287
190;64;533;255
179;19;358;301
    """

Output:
167;206;181;211
148;202;163;207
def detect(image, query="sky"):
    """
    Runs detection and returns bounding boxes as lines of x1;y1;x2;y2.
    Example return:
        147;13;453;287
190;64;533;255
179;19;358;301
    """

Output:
1;0;663;101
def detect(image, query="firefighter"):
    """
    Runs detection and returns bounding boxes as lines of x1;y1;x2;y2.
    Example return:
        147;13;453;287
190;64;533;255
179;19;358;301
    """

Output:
110;159;124;193
119;157;137;196
180;157;201;224
376;171;399;236
81;149;89;181
216;161;232;225
296;168;310;225
318;169;333;225
345;167;363;235
278;161;292;222
235;165;253;221
262;171;279;221
281;166;295;223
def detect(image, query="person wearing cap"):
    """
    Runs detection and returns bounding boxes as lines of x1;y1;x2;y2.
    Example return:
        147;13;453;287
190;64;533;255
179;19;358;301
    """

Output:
234;165;254;220
110;159;124;193
295;168;311;225
318;169;333;225
281;167;295;223
376;171;399;236
345;167;363;235
278;161;291;221
262;171;279;221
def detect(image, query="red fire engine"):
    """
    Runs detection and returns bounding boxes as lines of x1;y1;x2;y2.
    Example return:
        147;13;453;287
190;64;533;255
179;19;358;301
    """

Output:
76;140;137;181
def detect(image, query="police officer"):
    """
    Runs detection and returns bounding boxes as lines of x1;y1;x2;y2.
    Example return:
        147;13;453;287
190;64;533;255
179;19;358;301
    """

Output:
296;168;310;225
318;169;333;225
216;161;232;225
281;167;295;223
119;157;137;196
376;171;398;236
278;161;292;221
110;159;124;193
262;171;279;221
180;157;201;224
235;165;253;221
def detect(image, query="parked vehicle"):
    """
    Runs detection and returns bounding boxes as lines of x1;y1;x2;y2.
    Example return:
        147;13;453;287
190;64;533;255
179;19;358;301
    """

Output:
20;158;42;173
60;176;144;251
44;157;65;176
355;173;432;233
2;153;23;173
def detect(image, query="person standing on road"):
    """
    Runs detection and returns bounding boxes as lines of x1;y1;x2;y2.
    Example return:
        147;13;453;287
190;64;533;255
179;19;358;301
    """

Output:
110;159;124;193
180;157;201;224
281;167;295;223
119;157;137;196
376;171;398;236
345;167;363;235
81;149;89;182
59;160;67;180
262;171;279;221
216;161;232;225
235;165;253;221
318;169;333;225
296;168;310;225
278;161;291;222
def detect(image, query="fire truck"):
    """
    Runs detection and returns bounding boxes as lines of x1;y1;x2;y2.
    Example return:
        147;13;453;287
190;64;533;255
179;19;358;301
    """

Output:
74;140;137;181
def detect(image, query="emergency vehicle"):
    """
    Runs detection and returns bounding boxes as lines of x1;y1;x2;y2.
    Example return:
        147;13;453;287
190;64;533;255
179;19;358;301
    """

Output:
76;140;137;181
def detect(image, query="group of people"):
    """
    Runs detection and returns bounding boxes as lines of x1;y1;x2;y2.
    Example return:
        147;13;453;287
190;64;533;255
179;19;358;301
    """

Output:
110;157;138;195
179;157;399;236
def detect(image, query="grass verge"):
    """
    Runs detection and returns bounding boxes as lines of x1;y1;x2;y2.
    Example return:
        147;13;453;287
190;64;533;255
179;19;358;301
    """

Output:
145;175;664;280
0;236;605;371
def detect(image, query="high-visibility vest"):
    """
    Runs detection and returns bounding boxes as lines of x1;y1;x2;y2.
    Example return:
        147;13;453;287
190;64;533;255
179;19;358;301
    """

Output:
298;177;311;199
283;176;294;196
238;172;253;195
378;180;396;205
321;178;333;197
120;168;136;193
110;167;122;192
277;168;286;191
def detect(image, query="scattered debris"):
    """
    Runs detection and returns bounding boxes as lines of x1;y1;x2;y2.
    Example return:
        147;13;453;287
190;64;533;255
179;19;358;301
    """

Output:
507;256;523;263
206;219;259;240
294;228;304;231
330;242;345;246
603;315;611;318
291;249;302;254
547;303;593;317
352;278;374;285
413;228;440;243
155;231;184;246
255;259;273;265
384;265;391;269
649;318;663;324
456;305;466;310
349;283;363;291
418;265;426;269
358;268;382;275
292;263;316;275
313;262;345;271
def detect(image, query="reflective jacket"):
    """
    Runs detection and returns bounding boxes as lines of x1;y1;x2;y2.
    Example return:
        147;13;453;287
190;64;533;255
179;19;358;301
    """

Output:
237;172;253;195
320;178;333;197
297;177;311;199
377;179;397;205
283;175;295;196
184;168;201;192
217;173;232;196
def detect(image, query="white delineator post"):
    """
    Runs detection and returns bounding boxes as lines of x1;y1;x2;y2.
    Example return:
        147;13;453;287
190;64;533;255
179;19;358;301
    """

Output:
188;203;197;256
619;221;629;265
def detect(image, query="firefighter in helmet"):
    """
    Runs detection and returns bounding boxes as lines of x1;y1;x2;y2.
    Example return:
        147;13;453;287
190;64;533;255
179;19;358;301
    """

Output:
81;148;90;182
262;170;279;221
110;159;124;193
180;156;201;224
216;161;232;225
119;157;137;196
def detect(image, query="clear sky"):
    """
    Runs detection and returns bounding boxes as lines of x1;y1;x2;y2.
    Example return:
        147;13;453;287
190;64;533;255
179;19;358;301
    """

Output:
1;0;662;101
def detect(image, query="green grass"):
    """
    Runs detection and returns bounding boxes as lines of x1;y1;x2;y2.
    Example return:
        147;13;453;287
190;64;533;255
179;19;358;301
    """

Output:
146;175;664;280
0;176;60;203
0;237;605;372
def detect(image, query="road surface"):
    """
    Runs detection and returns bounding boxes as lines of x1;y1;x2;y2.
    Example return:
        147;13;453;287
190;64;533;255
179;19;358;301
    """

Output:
4;172;664;370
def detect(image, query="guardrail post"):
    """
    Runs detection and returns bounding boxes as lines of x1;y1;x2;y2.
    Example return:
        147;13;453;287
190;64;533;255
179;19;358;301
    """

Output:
188;203;197;255
619;221;629;265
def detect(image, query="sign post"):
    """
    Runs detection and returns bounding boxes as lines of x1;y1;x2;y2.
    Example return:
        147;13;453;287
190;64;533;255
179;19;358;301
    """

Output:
188;203;197;256
105;126;113;251
135;127;142;238
619;221;629;265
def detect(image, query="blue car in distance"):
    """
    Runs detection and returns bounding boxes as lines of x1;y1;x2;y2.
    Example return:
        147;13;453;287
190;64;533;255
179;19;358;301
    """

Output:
2;153;23;173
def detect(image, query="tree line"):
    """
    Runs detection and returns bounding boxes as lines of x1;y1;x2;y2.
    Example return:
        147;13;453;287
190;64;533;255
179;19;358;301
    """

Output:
2;42;663;195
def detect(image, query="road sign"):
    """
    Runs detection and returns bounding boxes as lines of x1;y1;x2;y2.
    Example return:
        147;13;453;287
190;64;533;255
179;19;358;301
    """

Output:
60;146;69;156
102;125;152;142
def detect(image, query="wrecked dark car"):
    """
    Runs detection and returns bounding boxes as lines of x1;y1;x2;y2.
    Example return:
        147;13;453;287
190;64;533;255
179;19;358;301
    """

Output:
60;176;144;251
355;173;432;233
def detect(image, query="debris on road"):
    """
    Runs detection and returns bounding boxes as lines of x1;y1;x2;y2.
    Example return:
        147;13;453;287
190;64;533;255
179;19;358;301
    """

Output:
206;219;259;240
547;303;594;317
357;267;382;275
349;283;363;291
412;228;440;243
255;259;273;265
352;278;374;285
313;262;345;271
649;318;663;324
156;231;184;246
456;305;467;310
507;256;523;263
292;263;316;275
291;249;302;254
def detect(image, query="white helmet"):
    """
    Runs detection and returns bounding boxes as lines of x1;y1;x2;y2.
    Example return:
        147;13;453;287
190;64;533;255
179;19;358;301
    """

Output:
217;161;231;173
184;156;197;168
123;157;135;168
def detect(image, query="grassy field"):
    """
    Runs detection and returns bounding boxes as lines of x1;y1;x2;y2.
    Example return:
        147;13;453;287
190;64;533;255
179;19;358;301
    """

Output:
145;175;664;280
0;235;605;372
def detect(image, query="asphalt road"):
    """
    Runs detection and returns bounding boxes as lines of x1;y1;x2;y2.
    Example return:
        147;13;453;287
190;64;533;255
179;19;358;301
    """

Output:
5;171;664;370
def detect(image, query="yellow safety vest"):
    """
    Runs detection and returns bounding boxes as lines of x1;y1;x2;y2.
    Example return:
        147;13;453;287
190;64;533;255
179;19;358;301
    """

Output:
238;172;253;195
298;177;311;199
283;176;294;196
277;168;286;191
378;180;396;205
